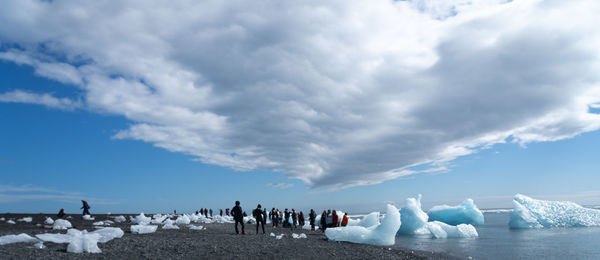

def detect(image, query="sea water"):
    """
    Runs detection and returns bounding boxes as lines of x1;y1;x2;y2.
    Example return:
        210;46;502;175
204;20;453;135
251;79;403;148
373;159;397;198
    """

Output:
394;212;600;259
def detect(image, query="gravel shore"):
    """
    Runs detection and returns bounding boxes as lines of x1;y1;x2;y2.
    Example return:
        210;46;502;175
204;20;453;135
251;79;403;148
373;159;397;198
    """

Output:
0;214;457;259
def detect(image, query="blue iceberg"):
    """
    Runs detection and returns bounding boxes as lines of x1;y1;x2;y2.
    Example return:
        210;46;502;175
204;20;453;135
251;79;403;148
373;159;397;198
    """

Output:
509;194;600;228
427;199;484;226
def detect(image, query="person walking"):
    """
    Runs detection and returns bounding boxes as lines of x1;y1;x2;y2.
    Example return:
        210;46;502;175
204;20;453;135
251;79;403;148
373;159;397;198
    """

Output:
253;204;266;234
320;210;328;232
341;213;349;226
81;200;91;216
232;201;246;234
309;209;316;231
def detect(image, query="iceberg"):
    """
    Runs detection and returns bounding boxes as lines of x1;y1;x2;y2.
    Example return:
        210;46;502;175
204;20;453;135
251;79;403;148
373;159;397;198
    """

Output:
162;219;180;229
151;215;168;224
0;233;39;245
36;228;123;253
131;225;158;234
53;219;73;230
427;199;484;226
426;221;478;238
509;194;600;228
7;220;16;224
130;213;152;225
17;217;33;223
175;215;191;225
0;217;5;221
347;212;379;228
398;195;429;235
113;216;127;223
325;204;401;246
82;215;95;221
44;217;54;225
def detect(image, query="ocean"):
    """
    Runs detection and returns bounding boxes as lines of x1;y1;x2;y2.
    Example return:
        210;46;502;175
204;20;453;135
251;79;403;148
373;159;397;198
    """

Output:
393;212;600;259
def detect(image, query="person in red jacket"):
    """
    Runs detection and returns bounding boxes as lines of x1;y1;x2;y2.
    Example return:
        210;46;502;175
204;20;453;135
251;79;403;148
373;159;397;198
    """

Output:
332;210;339;227
341;213;349;226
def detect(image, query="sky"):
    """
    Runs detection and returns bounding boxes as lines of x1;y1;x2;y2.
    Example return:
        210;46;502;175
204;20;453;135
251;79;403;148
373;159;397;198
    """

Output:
1;0;600;214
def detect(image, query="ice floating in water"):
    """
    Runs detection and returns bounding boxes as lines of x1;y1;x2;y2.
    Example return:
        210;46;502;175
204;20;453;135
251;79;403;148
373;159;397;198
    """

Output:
82;215;95;221
53;219;72;230
291;233;307;239
175;215;191;225
347;212;380;228
36;228;123;253
0;233;39;245
7;220;16;224
326;204;401;246
162;219;180;229
189;225;205;230
44;217;54;225
17;217;33;223
509;194;600;229
398;195;429;235
426;221;478;238
428;199;484;226
131;224;158;234
113;216;126;223
130;213;152;225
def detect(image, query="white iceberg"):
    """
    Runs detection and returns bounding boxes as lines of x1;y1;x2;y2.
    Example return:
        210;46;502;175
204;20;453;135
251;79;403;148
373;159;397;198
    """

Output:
113;216;127;223
0;217;5;221
7;220;16;224
53;219;73;230
130;213;152;225
212;215;234;224
0;233;39;245
130;224;158;234
162;219;180;229
347;212;379;228
17;217;33;223
36;228;123;253
509;194;600;228
175;215;191;225
275;234;284;239
325;204;401;246
427;199;484;226
82;215;95;221
44;217;54;225
189;225;205;230
426;221;478;238
398;195;429;235
269;232;276;237
292;233;307;239
151;215;168;224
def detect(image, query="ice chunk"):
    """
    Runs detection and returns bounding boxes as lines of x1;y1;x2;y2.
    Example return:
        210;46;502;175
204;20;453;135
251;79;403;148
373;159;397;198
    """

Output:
175;215;191;225
426;221;478;238
17;217;33;223
269;232;276;237
325;204;401;246
292;233;307;239
189;225;204;230
427;199;484;226
53;219;73;230
212;215;233;224
92;227;124;242
347;212;380;228
36;228;123;253
44;217;54;225
0;233;39;245
33;242;46;249
162;219;180;229
93;221;106;226
82;215;95;221
275;234;284;239
113;215;126;223
7;220;16;224
398;195;429;235
151;215;168;224
130;224;158;234
130;213;152;225
0;217;5;221
509;194;600;228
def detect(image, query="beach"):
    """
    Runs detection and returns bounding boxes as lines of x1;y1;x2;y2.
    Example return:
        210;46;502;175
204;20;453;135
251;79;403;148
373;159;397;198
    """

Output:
0;214;454;259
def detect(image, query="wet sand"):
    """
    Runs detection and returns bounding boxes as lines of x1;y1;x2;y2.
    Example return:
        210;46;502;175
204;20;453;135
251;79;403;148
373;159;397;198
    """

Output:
0;214;456;259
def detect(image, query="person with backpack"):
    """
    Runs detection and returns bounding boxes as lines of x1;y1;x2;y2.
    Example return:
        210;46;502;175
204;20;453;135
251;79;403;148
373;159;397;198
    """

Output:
232;201;246;234
81;200;91;216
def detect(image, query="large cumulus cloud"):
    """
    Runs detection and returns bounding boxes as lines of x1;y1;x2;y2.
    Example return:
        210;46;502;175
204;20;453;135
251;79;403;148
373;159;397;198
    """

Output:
0;0;599;190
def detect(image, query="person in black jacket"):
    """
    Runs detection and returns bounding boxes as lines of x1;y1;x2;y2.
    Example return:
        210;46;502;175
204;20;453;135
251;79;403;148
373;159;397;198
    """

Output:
232;201;246;234
81;200;91;216
253;204;265;234
309;209;317;231
320;210;327;232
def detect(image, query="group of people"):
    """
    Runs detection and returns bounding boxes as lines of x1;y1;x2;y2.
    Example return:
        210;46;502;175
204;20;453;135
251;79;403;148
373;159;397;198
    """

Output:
319;209;349;232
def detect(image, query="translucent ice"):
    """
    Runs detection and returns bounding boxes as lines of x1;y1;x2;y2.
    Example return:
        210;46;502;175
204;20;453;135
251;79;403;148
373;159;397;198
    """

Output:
398;195;429;235
427;199;484;226
151;215;168;224
347;212;380;228
162;219;180;229
53;219;73;230
325;204;401;246
426;221;478;238
130;224;158;234
175;215;191;225
130;213;152;225
36;228;123;253
0;233;39;245
17;217;33;223
44;217;54;225
509;194;600;228
113;216;127;223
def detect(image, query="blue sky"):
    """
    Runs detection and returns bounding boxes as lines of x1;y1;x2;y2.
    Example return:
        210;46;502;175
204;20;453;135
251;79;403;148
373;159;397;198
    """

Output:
1;0;600;214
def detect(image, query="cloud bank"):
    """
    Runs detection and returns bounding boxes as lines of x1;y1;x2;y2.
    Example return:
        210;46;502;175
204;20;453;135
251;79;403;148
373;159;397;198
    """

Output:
0;0;599;190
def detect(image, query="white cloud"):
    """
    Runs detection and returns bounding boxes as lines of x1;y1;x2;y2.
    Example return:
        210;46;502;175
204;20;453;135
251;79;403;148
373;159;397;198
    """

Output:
266;183;294;189
0;184;118;205
0;90;81;111
0;0;599;190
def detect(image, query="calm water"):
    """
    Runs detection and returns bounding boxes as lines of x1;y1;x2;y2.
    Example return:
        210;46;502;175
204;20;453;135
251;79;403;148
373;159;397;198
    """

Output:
394;212;600;260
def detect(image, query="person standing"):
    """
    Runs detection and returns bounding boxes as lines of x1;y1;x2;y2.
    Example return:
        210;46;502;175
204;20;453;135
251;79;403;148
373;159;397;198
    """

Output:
204;208;208;217
57;208;66;219
332;210;339;227
226;208;230;216
309;209;317;231
81;200;91;216
299;211;305;227
220;209;223;216
291;208;298;230
320;210;328;232
209;209;213;217
253;204;266;234
341;213;349;226
263;208;268;224
284;209;290;228
232;201;246;234
326;210;333;228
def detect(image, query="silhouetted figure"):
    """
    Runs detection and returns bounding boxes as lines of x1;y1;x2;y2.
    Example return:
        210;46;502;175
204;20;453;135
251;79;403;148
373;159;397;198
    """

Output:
200;208;204;216
204;208;208;217
220;209;223;216
57;208;66;219
299;211;305;227
309;209;316;231
284;209;290;228
271;208;277;227
81;200;91;216
232;201;246;234
174;210;177;215
321;210;328;232
291;208;298;230
263;208;267;224
226;208;230;216
210;209;213;217
253;204;265;234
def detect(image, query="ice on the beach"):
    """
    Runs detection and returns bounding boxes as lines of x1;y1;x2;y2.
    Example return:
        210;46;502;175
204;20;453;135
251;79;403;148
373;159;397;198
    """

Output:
33;241;46;249
212;215;234;224
427;199;484;226
93;221;107;226
292;233;307;239
82;215;95;221
36;228;123;253
175;215;191;225
269;232;276;237
0;233;39;245
326;204;401;246
44;217;54;225
509;194;600;228
275;234;285;239
0;217;5;221
426;221;478;238
189;225;205;230
7;220;16;224
130;224;158;234
162;219;180;229
17;217;33;223
398;195;429;235
53;219;72;230
130;213;152;225
347;212;380;228
151;215;168;224
113;216;127;223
